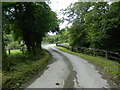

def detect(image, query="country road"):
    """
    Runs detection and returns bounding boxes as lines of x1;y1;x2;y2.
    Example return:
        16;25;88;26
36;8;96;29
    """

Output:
27;44;110;88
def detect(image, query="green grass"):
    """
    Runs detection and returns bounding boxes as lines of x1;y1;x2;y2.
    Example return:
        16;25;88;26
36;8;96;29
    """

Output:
62;43;70;46
0;71;1;87
55;46;120;86
3;49;51;89
6;49;23;55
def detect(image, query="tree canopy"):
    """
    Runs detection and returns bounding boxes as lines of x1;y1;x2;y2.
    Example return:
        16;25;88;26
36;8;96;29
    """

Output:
61;1;120;52
2;2;59;54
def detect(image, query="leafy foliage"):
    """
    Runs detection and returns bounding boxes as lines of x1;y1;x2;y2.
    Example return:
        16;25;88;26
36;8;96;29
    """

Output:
43;28;69;44
2;2;59;88
61;1;120;52
2;2;59;54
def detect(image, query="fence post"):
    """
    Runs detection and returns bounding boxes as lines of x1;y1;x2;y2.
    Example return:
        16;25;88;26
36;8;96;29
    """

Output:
93;50;96;56
8;49;10;55
21;47;24;54
71;47;73;52
56;43;58;46
69;47;71;51
105;51;108;59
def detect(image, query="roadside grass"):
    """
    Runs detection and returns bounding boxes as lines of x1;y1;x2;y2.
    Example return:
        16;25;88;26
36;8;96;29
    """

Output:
3;49;51;89
0;69;1;88
55;46;120;86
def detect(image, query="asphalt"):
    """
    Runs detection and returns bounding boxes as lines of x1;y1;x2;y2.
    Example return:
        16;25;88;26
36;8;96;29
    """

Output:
27;44;110;88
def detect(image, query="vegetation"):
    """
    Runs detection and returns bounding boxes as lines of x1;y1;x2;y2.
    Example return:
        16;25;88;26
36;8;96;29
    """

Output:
55;46;120;86
2;1;120;89
2;2;59;55
3;49;51;89
2;2;58;89
43;28;69;44
53;1;120;53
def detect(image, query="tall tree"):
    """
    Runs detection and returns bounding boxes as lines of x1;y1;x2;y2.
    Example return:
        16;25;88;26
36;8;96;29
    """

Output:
62;1;120;52
63;2;92;47
2;2;59;54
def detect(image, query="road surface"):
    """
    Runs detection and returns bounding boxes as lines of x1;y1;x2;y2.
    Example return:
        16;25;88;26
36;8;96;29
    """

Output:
27;44;110;88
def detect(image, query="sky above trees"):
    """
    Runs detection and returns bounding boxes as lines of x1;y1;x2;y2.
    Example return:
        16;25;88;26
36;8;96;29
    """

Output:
49;0;78;29
48;0;115;30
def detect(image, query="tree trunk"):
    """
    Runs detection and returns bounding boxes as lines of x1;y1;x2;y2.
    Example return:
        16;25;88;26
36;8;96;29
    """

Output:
25;41;32;53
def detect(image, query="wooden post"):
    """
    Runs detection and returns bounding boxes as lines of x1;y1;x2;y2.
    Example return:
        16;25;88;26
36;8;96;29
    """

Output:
71;47;73;52
105;51;108;59
93;50;96;56
56;43;58;46
69;47;71;51
8;49;10;55
21;47;24;54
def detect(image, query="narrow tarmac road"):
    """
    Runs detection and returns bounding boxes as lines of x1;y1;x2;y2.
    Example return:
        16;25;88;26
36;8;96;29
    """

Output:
27;44;110;88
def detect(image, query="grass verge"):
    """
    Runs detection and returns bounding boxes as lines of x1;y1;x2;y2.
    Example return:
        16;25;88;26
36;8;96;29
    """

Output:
55;46;120;87
3;49;51;89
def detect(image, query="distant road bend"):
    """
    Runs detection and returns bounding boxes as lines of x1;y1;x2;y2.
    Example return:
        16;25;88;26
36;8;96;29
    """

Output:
27;44;110;88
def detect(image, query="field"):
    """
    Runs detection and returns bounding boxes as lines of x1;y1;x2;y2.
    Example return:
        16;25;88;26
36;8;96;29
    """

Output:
6;49;23;55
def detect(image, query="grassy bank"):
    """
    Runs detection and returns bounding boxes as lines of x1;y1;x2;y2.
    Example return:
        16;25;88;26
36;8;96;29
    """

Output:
55;46;120;86
3;49;51;89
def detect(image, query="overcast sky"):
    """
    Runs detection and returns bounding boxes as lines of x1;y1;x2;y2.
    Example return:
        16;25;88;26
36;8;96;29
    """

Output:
49;0;78;29
47;0;113;35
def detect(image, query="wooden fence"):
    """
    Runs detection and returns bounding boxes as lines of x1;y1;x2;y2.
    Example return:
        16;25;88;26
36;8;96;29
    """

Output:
7;47;25;55
56;44;120;62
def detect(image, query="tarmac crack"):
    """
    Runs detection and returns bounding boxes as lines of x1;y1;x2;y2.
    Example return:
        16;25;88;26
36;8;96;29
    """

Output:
73;70;81;88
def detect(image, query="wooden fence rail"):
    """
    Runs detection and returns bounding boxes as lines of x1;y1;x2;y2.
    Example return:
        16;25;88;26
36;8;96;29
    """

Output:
6;47;25;55
56;44;120;61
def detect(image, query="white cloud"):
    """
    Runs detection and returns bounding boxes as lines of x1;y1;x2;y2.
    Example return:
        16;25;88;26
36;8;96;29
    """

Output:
49;0;78;12
49;0;78;29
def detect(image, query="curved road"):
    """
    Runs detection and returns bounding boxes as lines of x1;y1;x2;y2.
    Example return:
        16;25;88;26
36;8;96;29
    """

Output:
27;44;110;88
